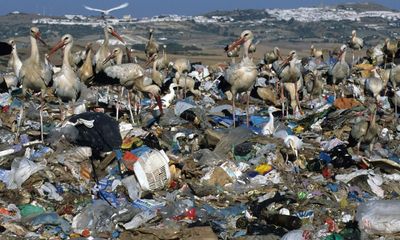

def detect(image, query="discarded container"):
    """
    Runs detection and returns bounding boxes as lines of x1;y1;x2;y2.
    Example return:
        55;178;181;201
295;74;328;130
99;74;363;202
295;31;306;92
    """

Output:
132;146;171;191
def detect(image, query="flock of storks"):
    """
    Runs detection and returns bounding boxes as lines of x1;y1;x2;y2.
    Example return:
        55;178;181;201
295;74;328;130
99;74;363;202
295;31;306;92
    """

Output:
1;24;400;154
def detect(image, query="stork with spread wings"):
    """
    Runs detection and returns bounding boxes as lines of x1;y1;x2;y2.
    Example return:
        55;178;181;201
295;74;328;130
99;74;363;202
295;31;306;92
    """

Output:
84;2;129;19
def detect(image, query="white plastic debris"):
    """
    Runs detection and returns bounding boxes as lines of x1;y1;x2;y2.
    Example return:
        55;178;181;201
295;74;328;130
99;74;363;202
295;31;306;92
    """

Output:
356;200;400;235
133;149;171;191
0;155;46;189
37;182;63;201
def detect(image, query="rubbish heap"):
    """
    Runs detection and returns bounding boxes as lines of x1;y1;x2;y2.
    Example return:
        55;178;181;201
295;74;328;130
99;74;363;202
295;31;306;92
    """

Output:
1;32;400;240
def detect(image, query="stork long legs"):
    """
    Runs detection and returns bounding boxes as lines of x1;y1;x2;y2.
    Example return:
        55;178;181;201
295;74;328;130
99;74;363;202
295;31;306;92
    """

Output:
246;91;250;127
40;90;44;143
280;82;285;117
294;82;303;115
15;105;24;142
127;90;135;126
232;95;236;128
116;86;124;120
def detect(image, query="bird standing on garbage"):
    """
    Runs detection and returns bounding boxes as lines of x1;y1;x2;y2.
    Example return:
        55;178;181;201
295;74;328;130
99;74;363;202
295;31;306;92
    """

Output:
8;39;22;79
93;25;125;74
49;34;82;119
225;30;258;127
172;58;191;98
332;45;350;97
349;105;379;153
20;27;52;143
261;106;280;135
264;47;282;65
145;28;159;61
383;38;398;66
278;51;303;115
390;64;400;121
348;30;363;64
78;43;94;85
365;67;383;105
310;45;323;63
284;135;303;162
103;47;164;122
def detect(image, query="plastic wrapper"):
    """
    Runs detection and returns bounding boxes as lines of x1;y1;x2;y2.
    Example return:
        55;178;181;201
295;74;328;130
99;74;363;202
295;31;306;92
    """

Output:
72;200;115;234
356;200;400;235
0;157;46;189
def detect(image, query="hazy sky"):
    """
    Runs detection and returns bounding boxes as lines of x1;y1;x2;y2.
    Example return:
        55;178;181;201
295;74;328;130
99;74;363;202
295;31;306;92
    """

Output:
1;0;399;18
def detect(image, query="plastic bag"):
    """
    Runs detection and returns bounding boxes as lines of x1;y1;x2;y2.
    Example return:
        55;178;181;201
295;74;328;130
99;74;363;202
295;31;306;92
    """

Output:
72;200;115;234
356;200;400;234
0;157;46;189
281;230;312;240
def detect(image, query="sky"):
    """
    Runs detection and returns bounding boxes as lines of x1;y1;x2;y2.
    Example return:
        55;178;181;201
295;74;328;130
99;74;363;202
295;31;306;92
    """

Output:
1;0;399;18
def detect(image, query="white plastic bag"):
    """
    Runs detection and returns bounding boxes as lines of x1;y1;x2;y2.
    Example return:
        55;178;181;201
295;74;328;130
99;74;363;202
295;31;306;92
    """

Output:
1;157;46;189
356;200;400;234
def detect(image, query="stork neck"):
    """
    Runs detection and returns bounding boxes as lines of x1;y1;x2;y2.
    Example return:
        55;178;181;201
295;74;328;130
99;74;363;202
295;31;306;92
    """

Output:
153;58;157;71
169;85;175;94
243;39;252;59
30;36;40;63
103;28;109;46
12;46;21;64
149;32;153;41
115;52;123;65
63;43;73;69
371;111;377;125
268;111;274;127
340;51;346;62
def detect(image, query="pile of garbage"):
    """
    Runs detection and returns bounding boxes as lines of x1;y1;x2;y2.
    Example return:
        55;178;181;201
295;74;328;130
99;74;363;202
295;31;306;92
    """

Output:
2;40;400;239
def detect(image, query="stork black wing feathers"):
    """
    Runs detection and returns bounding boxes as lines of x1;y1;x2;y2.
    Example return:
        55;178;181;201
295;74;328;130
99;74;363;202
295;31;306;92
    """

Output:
68;112;122;153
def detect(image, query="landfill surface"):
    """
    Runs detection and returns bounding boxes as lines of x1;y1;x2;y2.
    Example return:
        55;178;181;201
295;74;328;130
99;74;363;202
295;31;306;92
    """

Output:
1;27;400;240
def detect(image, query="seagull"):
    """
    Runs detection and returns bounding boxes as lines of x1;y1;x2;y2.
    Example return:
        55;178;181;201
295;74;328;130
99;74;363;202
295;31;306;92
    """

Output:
84;2;129;18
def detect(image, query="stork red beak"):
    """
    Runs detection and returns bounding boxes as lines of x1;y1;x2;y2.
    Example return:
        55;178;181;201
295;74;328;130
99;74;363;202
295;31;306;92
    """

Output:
145;54;157;67
35;32;48;46
226;37;245;52
111;30;125;44
280;54;293;67
49;40;65;56
103;52;116;65
338;50;344;58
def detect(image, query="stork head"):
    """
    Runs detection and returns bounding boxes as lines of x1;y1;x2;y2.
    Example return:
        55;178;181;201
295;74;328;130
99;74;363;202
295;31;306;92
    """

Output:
268;106;280;113
145;52;158;67
8;39;16;47
226;30;253;52
280;50;296;67
106;25;125;44
103;47;122;65
49;34;73;56
149;28;154;34
352;30;356;37
30;27;47;46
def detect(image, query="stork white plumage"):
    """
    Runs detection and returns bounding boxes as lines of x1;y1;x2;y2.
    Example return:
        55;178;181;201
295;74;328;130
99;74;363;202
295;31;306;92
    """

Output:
161;83;178;108
225;30;258;127
261;106;280;135
49;34;82;120
103;47;164;124
8;39;22;79
274;130;303;163
84;2;129;18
